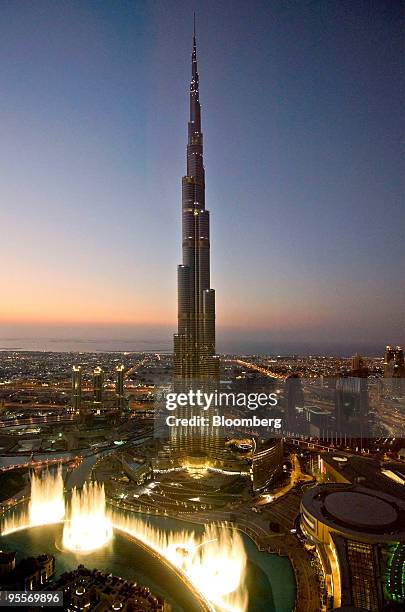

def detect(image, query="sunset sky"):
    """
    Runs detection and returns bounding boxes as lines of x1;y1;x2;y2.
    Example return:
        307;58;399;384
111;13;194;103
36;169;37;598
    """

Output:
0;1;403;354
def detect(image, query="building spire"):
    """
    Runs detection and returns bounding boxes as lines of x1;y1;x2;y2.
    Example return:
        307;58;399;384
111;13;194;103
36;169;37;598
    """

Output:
190;12;200;129
174;19;218;388
191;12;198;82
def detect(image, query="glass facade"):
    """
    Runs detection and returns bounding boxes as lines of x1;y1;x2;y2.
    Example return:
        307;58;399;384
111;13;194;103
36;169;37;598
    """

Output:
346;540;379;611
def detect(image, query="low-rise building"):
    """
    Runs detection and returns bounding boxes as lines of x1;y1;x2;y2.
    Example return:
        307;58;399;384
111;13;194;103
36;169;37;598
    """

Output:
301;483;405;611
53;565;169;611
1;553;54;590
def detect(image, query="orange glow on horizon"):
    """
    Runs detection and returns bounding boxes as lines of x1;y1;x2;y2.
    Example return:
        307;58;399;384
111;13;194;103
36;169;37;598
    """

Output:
0;295;176;327
0;303;330;332
0;275;337;332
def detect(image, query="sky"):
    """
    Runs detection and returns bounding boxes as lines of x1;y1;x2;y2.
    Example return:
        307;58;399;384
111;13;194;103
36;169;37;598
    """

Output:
0;0;403;355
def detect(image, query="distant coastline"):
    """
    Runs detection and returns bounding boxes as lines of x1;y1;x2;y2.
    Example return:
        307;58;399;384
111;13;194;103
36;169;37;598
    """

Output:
0;336;385;358
0;347;22;351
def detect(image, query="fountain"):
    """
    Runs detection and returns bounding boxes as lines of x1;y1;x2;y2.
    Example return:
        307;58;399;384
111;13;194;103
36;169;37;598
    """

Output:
29;465;65;525
113;511;248;612
1;471;248;611
63;481;113;552
62;482;247;610
1;466;65;533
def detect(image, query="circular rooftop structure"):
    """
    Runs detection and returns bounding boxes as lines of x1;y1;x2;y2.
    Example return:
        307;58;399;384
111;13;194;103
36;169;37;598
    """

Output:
324;491;398;529
301;484;405;540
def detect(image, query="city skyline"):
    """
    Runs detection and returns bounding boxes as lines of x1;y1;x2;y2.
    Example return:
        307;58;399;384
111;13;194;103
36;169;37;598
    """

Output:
0;0;403;353
0;5;404;611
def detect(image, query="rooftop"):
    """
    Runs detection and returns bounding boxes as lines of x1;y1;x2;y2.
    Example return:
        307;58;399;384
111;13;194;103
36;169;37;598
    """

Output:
302;483;405;541
324;491;398;528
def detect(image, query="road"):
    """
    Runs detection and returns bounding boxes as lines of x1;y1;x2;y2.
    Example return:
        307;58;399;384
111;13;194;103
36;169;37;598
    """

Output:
225;358;286;380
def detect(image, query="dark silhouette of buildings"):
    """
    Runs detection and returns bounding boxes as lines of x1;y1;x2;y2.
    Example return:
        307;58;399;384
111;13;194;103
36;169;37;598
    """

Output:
0;553;54;590
51;565;168;611
0;551;16;578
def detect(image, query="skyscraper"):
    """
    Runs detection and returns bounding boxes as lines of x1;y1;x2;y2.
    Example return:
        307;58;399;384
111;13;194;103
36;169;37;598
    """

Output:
171;21;220;464
285;373;305;433
384;345;405;397
173;20;219;382
335;372;369;445
115;365;125;412
384;345;395;373
93;366;104;410
72;366;82;414
351;352;365;372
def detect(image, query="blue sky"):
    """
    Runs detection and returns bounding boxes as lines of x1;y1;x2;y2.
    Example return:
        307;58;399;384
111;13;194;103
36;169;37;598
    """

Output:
0;0;403;354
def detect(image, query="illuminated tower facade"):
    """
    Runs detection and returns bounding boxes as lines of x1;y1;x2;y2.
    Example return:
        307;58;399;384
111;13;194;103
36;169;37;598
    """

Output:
171;22;221;464
72;366;82;413
93;366;104;409
173;22;219;382
115;365;125;411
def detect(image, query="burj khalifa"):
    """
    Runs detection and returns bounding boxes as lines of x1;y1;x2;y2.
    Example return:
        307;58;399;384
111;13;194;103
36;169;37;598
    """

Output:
170;22;221;463
173;22;219;383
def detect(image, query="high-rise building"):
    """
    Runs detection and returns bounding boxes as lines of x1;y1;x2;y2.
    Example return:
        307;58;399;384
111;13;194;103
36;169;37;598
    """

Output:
170;22;221;464
333;355;370;445
384;345;405;397
71;366;82;413
168;23;281;478
285;373;305;433
115;365;125;411
173;21;219;383
395;345;405;370
384;345;395;374
93;367;104;409
251;439;284;492
351;352;365;373
335;374;369;443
